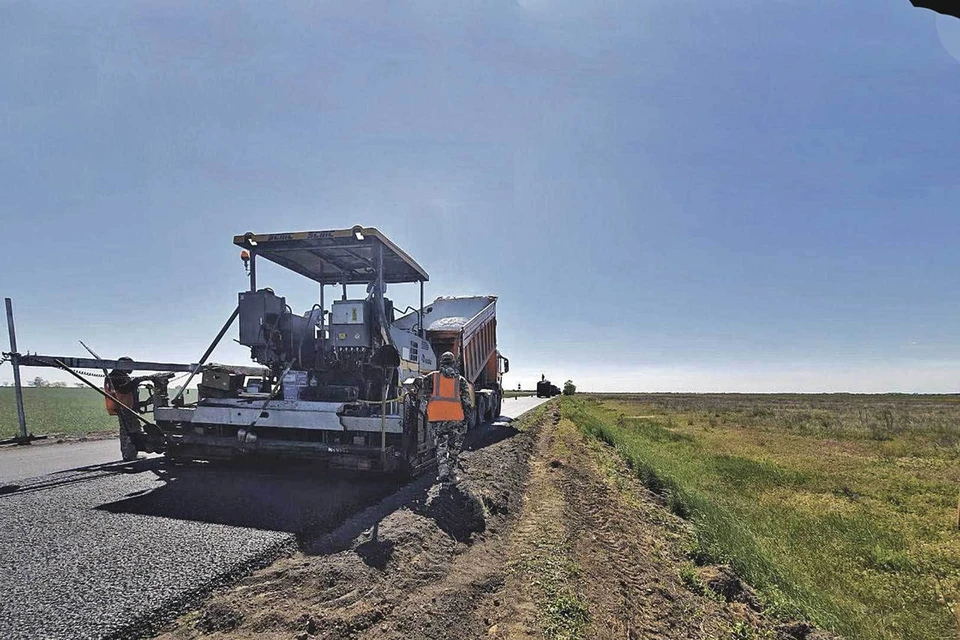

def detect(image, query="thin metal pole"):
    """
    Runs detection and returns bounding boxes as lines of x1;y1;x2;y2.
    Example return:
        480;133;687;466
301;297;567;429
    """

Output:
249;251;257;292
341;279;347;300
419;280;424;339
171;306;241;404
318;264;325;346
381;388;387;457
319;284;325;344
4;298;28;441
375;242;384;301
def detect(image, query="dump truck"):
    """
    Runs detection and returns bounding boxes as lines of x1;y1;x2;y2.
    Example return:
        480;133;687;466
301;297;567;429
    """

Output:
393;294;506;425
3;226;508;475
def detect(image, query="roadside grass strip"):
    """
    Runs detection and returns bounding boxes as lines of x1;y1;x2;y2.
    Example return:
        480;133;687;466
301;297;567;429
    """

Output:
562;395;960;640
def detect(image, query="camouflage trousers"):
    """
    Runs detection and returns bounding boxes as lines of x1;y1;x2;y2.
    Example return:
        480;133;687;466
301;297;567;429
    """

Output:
432;420;466;483
118;408;143;436
117;408;143;462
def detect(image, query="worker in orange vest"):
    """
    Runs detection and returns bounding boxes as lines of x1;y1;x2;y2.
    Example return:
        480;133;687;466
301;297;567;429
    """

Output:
424;351;473;484
106;356;150;462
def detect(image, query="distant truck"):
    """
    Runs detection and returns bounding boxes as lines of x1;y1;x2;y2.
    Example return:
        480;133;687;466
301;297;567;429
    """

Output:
536;376;562;398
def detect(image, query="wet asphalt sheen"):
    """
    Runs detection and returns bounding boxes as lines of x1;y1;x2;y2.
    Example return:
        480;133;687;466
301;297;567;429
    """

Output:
0;395;549;640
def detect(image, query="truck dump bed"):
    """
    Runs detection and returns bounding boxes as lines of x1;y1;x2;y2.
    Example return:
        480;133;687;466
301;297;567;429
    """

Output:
396;295;497;385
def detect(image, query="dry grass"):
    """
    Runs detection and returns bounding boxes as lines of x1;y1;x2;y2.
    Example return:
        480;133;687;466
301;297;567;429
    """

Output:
563;393;960;640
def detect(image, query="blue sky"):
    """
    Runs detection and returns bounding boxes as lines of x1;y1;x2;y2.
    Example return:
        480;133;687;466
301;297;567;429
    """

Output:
2;1;960;392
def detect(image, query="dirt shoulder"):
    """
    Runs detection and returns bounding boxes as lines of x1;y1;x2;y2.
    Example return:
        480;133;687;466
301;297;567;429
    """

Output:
156;401;785;640
480;403;787;640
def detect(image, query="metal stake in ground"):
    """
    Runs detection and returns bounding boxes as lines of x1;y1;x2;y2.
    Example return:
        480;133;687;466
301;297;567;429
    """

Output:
4;298;28;443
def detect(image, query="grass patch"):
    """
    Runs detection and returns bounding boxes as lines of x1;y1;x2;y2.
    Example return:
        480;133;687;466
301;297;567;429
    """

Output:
543;592;589;640
519;547;589;640
679;562;706;595
563;394;960;640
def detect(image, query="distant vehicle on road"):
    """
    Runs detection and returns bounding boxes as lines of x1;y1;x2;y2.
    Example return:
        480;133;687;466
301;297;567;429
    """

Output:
536;376;562;398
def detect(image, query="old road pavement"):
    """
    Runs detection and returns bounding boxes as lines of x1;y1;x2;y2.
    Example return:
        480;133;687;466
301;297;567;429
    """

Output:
0;395;550;640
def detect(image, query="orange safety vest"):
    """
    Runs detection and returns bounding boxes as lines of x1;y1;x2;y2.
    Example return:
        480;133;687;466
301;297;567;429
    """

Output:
426;371;465;422
104;379;135;417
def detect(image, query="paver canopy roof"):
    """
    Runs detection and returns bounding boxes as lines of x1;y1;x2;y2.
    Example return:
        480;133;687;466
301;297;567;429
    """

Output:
234;226;429;285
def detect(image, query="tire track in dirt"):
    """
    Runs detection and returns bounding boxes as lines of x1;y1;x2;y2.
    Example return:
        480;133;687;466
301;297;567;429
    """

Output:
555;436;731;638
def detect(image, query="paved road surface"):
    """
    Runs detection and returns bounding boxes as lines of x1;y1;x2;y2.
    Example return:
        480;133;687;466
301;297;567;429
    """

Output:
0;439;133;485
0;395;550;640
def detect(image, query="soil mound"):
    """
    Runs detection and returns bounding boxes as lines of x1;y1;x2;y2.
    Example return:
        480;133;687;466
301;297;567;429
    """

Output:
422;482;486;542
697;564;761;609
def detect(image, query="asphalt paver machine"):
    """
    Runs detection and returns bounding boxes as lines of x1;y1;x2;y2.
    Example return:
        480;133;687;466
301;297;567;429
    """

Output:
158;226;508;474
2;226;508;474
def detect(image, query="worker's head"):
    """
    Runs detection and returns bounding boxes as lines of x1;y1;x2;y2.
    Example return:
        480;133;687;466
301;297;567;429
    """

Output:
117;356;134;372
439;352;456;368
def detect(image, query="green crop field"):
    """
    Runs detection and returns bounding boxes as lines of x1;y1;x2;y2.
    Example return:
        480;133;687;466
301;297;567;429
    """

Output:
563;393;960;640
0;387;197;440
0;388;117;439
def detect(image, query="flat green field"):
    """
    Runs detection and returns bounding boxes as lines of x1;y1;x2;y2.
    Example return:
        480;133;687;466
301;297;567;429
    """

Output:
504;390;536;398
0;388;118;439
0;387;197;440
563;393;960;640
